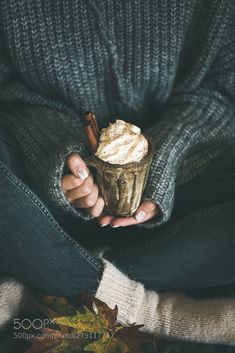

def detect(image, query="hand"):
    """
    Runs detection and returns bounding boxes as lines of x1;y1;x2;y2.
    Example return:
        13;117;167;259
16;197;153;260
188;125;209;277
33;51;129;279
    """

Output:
61;153;105;217
98;200;159;227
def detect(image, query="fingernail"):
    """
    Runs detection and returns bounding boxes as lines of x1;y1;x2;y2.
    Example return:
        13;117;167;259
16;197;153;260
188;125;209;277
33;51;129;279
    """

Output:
76;167;88;180
135;210;146;222
100;223;109;227
111;225;120;228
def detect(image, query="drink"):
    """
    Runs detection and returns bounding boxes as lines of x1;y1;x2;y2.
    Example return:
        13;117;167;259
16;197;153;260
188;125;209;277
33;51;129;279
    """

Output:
85;120;153;217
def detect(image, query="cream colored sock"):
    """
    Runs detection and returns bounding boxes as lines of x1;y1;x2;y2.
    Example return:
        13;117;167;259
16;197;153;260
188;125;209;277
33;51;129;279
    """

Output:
95;258;235;345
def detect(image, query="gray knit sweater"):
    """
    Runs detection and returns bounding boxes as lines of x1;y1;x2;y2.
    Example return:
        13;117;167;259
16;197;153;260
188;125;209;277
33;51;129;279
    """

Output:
0;0;234;227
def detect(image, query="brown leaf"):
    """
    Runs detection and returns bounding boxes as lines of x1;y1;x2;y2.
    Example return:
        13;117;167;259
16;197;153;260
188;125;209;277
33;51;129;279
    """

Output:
116;324;154;353
36;294;76;316
84;331;129;353
53;305;107;333
81;293;118;329
25;326;84;353
24;292;155;353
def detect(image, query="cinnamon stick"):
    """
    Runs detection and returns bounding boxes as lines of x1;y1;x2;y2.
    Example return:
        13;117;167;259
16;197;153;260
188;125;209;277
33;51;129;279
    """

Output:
84;111;99;140
84;125;98;152
91;112;99;137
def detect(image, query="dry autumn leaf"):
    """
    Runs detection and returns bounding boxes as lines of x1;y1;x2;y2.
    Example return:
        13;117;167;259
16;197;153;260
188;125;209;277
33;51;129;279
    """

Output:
84;331;130;353
24;326;84;353
53;305;107;334
23;292;155;353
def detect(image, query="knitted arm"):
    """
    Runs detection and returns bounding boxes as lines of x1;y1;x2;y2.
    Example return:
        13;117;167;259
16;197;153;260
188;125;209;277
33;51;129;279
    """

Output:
142;92;235;227
0;103;92;220
96;259;235;345
0;29;94;220
141;15;235;228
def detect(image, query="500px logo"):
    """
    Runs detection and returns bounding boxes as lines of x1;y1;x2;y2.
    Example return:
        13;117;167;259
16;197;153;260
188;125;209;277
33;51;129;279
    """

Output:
13;318;54;330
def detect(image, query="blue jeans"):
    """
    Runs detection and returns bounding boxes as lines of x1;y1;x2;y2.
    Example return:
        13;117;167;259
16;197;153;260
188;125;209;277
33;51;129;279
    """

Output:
0;126;235;298
0;127;103;298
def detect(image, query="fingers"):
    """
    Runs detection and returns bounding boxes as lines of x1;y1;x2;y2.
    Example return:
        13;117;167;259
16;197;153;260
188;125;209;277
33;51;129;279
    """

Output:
61;174;84;191
61;153;105;217
65;174;94;202
98;201;159;227
72;184;99;208
63;154;158;224
66;153;89;179
134;200;157;222
87;196;105;218
62;153;90;192
98;214;114;227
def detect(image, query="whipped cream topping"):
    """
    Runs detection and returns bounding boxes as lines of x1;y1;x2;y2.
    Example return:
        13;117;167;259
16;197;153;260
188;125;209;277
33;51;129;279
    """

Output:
95;119;148;164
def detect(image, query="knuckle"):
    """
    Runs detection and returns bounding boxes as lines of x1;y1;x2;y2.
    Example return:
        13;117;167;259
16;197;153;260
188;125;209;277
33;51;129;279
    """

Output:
67;153;78;165
147;201;156;212
82;184;92;195
85;195;97;208
82;177;93;195
152;203;157;212
66;194;72;204
66;190;78;204
90;208;101;218
90;196;104;217
71;177;81;189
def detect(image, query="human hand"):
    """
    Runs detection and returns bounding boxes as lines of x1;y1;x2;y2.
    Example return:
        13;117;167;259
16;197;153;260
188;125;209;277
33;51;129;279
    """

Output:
61;153;105;217
98;200;159;227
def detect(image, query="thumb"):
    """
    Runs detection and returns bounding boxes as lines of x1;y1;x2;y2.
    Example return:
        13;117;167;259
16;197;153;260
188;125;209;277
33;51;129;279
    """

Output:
134;201;158;222
66;153;89;180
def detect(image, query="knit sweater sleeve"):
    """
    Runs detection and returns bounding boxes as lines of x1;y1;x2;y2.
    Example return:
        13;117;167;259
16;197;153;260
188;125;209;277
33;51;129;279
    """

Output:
0;103;92;220
0;31;93;220
141;20;235;228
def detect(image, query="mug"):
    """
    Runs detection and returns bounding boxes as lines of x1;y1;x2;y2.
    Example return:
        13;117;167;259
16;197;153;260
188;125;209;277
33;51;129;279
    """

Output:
85;137;154;217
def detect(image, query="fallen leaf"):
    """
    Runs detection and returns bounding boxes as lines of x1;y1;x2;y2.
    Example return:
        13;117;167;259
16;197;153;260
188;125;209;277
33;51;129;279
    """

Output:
53;305;107;333
24;292;155;353
84;331;129;353
24;326;84;353
80;293;119;330
36;294;76;316
116;324;154;353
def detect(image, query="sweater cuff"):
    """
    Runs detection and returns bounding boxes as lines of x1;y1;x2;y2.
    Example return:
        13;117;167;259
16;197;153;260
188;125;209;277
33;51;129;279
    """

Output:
0;104;93;221
0;277;29;332
142;174;175;228
45;142;93;221
95;258;160;331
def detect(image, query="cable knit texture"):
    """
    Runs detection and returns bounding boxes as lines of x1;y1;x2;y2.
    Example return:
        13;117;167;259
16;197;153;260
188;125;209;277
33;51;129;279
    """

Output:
96;259;235;345
0;0;234;226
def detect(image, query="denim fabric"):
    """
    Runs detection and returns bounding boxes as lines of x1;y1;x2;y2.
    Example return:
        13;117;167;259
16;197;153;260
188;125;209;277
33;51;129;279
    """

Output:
0;127;103;298
105;201;235;293
103;145;235;294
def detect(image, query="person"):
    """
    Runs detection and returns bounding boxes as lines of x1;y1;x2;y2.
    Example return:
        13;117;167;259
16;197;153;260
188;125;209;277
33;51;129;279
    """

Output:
0;0;235;346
